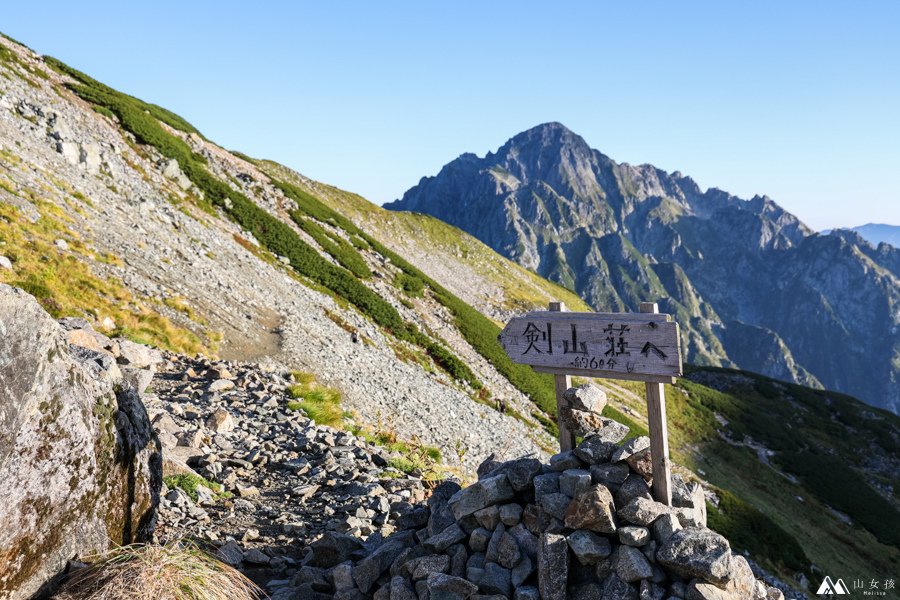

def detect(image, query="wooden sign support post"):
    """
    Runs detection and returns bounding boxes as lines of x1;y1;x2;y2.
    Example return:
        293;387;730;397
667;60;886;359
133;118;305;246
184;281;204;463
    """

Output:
498;301;682;506
549;301;576;451
639;302;672;505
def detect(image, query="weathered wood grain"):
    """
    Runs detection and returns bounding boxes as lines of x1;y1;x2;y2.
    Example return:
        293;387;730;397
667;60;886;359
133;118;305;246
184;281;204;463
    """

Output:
549;301;576;451
498;310;682;381
532;366;675;385
641;302;673;506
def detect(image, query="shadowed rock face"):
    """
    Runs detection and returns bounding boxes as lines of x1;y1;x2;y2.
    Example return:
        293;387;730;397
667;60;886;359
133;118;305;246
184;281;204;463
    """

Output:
0;284;161;599
388;122;900;414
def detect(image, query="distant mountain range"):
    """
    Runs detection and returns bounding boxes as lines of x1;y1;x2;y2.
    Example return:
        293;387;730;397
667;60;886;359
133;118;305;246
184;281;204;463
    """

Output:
387;122;900;414
824;223;900;248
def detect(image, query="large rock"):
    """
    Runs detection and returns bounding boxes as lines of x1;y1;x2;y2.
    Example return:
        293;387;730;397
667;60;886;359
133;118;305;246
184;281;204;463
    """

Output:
611;436;650;463
617;497;669;526
353;538;411;592
309;532;366;568
560;408;626;439
563;384;607;413
687;555;760;600
489;457;542;492
615;546;653;582
0;285;162;599
564;483;617;533
566;530;611;565
427;572;478;600
537;533;568;600
114;337;163;370
656;528;733;585
448;474;514;519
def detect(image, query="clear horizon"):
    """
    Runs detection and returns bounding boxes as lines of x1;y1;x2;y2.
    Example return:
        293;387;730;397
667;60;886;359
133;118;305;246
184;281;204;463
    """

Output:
2;1;898;230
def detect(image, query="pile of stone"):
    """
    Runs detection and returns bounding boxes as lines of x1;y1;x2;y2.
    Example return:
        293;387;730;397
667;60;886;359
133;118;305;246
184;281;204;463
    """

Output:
284;385;785;600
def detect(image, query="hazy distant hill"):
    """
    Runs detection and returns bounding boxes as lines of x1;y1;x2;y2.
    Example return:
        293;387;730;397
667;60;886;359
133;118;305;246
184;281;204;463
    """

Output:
388;122;900;415
825;223;900;248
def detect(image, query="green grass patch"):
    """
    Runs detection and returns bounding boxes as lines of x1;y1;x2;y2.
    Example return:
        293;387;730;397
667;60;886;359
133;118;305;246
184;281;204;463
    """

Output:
0;203;207;355
395;272;424;297
707;487;810;575
91;105;115;120
347;419;447;480
776;449;900;548
163;474;229;502
291;214;371;278
287;380;345;428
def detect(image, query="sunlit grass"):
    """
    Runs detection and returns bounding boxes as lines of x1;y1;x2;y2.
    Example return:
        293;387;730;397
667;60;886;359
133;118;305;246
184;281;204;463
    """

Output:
286;371;347;427
0;203;208;355
52;542;262;600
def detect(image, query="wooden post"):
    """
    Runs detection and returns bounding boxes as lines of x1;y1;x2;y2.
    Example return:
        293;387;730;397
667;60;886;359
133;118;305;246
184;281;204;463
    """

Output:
549;301;576;451
640;302;672;506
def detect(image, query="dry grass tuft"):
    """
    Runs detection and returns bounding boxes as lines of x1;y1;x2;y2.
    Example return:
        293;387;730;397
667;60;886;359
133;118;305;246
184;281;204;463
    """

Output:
53;542;264;600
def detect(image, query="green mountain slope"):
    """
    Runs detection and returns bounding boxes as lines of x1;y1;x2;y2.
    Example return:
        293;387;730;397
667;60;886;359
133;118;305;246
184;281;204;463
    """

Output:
255;160;590;321
598;368;900;586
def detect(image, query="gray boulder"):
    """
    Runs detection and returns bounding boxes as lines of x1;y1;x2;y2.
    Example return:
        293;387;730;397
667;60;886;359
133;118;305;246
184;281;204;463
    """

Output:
615;546;653;582
0;285;161;599
564;484;617;533
449;474;514;519
487;457;542;492
575;434;628;465
114;337;163;370
563;384;607;412
611;436;650;463
651;513;682;545
468;563;511;596
427;572;478;600
618;526;650;547
353;538;411;592
656;527;733;585
537;533;568;600
513;586;540;600
617;497;669;526
567;530;612;565
424;523;466;553
559;469;592;497
309;531;365;567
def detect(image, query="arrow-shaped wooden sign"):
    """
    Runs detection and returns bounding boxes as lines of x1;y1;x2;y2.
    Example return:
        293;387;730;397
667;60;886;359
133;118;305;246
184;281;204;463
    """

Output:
498;310;682;384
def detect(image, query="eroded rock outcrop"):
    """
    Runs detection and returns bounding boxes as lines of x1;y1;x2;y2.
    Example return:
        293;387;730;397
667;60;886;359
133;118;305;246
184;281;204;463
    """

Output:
0;285;161;599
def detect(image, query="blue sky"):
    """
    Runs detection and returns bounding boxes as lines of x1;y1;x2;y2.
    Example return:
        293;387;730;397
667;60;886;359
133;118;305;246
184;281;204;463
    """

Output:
3;1;898;230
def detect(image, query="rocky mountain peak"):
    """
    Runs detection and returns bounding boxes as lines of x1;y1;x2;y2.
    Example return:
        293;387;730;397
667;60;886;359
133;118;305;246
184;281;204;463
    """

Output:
487;122;596;191
388;124;900;414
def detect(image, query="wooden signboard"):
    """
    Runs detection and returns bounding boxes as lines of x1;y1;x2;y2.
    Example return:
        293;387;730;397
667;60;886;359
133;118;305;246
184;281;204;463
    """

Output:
500;302;682;505
498;309;681;384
